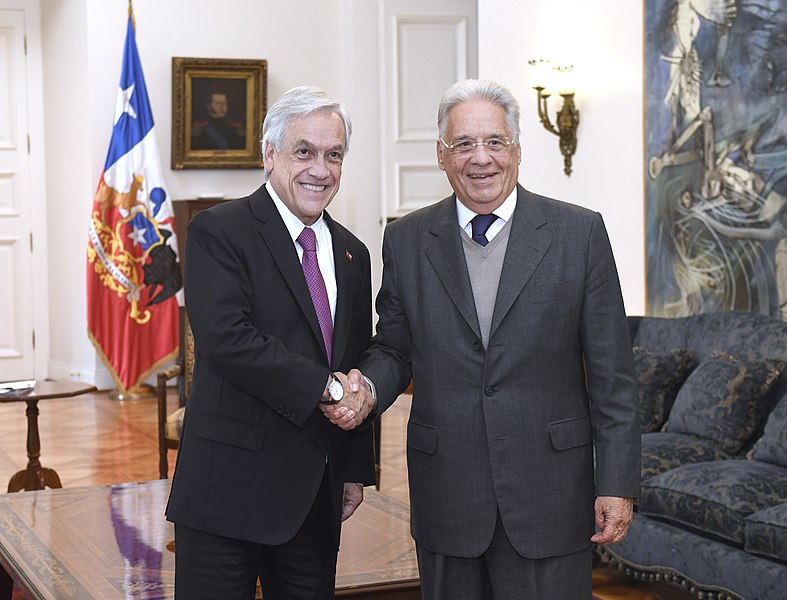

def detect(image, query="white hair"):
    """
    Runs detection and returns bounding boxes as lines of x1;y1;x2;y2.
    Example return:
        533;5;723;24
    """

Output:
261;86;352;179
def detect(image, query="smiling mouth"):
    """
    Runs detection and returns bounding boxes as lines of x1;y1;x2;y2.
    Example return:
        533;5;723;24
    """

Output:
469;173;495;180
301;183;328;192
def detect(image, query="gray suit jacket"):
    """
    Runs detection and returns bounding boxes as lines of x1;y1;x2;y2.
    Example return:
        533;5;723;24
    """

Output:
361;185;640;559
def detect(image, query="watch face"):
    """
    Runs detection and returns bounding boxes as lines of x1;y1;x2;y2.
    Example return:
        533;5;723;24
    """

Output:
329;379;344;402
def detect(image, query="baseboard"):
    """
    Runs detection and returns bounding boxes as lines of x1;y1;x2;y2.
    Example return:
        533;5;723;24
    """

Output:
47;358;177;392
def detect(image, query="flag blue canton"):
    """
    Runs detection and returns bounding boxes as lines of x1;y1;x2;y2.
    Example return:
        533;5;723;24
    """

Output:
128;212;162;251
104;17;155;171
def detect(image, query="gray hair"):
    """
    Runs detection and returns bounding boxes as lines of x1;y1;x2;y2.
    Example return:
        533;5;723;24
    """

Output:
437;79;520;140
261;86;352;179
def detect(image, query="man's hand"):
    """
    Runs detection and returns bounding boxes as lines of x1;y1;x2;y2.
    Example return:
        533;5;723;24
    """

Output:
342;369;376;422
320;369;375;430
318;373;357;429
341;482;364;521
591;496;634;544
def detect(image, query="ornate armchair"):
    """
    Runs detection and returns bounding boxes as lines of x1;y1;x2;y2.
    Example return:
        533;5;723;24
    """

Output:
156;309;193;479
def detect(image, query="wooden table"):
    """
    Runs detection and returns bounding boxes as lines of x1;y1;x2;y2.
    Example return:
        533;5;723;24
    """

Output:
0;381;97;493
0;479;420;600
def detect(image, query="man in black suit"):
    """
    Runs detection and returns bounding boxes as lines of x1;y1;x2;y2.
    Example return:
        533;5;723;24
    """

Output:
331;79;640;599
166;86;376;599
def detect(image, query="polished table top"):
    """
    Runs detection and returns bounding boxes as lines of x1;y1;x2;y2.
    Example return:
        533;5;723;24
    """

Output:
0;479;418;599
0;380;97;403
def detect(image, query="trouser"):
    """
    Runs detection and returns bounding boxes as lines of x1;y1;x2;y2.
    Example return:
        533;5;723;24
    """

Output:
174;469;337;600
416;511;592;600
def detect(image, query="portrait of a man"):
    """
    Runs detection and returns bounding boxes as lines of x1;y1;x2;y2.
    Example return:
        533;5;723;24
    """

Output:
190;78;247;151
172;57;266;169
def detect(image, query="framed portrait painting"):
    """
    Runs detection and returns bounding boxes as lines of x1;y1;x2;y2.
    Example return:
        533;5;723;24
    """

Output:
644;0;787;321
171;57;267;169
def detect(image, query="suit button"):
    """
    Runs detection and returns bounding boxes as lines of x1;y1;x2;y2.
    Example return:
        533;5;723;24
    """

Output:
317;439;326;449
485;386;495;397
473;340;482;351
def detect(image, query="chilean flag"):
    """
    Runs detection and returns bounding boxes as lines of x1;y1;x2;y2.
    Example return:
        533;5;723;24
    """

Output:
87;14;181;393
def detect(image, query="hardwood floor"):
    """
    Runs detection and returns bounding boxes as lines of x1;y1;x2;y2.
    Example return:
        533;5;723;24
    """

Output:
0;389;168;488
0;388;692;599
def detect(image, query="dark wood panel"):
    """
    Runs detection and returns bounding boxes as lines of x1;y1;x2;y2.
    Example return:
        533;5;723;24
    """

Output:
173;199;225;276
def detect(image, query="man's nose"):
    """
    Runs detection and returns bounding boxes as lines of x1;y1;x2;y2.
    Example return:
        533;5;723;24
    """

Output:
470;144;492;163
308;155;331;177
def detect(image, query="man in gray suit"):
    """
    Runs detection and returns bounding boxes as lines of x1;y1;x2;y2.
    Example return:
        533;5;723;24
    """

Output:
327;79;640;599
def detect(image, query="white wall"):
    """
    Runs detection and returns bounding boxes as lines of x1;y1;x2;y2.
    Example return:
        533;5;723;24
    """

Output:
478;0;646;315
38;0;646;385
41;0;355;385
41;0;93;381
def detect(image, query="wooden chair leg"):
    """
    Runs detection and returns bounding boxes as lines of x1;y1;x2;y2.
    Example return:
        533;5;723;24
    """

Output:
157;370;170;479
373;418;382;490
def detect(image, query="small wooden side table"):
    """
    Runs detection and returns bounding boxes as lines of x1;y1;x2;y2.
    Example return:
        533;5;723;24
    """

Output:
1;380;97;492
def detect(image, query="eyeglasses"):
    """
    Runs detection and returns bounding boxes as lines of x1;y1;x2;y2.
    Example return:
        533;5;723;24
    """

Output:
439;135;518;155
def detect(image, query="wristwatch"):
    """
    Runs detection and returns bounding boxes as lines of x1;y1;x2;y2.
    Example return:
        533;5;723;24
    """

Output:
320;373;344;405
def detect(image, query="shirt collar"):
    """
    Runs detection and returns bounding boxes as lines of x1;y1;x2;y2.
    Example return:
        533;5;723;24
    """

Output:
455;186;518;230
266;181;328;242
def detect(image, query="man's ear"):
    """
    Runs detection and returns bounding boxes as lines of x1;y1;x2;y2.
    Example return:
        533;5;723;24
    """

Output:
263;141;275;170
436;140;445;171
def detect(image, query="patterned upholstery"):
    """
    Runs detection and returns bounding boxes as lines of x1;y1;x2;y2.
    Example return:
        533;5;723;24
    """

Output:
749;393;787;468
166;407;186;440
640;460;787;545
745;503;787;564
603;313;787;599
633;347;695;432
641;432;732;480
663;352;785;454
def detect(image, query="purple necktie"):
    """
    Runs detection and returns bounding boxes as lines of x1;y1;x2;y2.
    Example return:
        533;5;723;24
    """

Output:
471;213;499;247
297;227;333;363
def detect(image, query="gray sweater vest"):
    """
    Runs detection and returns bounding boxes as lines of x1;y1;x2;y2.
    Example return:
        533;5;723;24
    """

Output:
461;218;512;348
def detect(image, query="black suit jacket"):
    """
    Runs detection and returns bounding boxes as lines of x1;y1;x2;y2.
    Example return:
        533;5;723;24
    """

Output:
361;185;640;559
166;185;375;545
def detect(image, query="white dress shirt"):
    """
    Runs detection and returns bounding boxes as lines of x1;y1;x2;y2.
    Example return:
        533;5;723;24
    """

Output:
455;187;518;242
266;182;337;321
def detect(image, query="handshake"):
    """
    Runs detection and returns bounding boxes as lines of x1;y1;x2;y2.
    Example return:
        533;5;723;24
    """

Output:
319;369;376;431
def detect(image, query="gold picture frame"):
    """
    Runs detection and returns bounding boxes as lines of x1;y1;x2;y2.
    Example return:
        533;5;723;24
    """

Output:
171;57;267;169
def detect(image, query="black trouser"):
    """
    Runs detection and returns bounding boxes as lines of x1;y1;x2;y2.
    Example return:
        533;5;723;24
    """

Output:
174;469;337;600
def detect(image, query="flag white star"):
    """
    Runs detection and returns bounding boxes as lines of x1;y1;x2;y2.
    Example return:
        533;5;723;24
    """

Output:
114;84;137;125
128;224;147;247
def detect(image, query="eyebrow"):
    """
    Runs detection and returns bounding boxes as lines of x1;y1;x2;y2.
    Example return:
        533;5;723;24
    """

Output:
451;132;509;140
292;139;346;152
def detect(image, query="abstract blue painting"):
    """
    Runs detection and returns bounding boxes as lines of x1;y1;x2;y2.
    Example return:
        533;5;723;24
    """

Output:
645;0;787;320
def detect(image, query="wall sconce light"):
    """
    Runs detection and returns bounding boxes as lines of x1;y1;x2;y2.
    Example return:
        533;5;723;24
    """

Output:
528;59;579;176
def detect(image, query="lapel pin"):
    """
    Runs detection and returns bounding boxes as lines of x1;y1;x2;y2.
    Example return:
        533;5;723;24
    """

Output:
345;250;353;262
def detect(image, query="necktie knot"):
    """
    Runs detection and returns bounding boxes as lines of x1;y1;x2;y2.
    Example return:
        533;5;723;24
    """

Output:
471;213;499;247
297;227;317;252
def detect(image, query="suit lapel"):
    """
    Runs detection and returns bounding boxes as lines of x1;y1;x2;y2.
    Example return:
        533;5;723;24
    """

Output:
327;213;352;369
489;186;551;339
250;187;329;365
424;197;482;339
